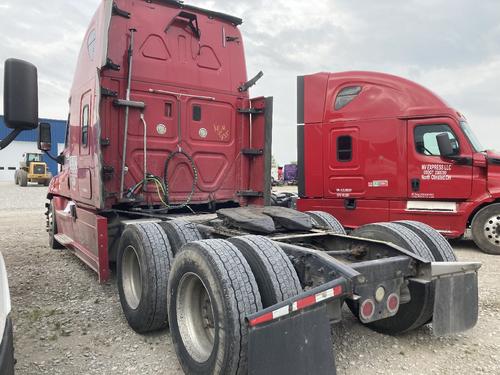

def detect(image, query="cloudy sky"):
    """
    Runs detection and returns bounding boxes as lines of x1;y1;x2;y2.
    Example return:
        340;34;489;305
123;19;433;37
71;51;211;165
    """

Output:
1;0;499;164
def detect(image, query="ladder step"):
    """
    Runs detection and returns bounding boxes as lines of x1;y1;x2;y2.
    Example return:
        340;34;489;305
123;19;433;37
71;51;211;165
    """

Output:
54;234;73;246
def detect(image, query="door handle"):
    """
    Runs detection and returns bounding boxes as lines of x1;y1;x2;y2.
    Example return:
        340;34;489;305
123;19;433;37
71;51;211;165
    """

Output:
411;178;420;192
344;199;356;210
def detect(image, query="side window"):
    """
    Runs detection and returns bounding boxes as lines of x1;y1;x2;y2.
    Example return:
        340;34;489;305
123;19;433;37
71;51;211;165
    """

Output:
193;105;202;121
414;124;460;156
81;105;89;147
334;86;362;110
337;135;352;162
414;124;459;156
165;102;173;118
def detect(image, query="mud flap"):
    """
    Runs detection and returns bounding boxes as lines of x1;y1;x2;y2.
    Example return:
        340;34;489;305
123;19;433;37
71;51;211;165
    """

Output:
248;304;336;375
432;271;479;336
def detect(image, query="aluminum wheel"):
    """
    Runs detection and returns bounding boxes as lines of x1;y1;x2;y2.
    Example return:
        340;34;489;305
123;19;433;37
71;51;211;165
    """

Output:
484;215;500;247
122;245;142;310
176;272;215;363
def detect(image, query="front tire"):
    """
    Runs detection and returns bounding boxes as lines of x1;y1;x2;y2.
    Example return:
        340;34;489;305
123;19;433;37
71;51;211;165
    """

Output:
471;203;500;255
168;239;261;375
47;200;64;249
19;170;28;187
117;223;173;333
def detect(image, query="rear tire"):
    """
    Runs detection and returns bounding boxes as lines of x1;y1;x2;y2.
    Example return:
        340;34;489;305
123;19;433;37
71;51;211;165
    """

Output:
168;239;261;375
228;235;302;307
305;211;346;235
117;223;173;333
14;170;19;185
471;203;500;255
395;221;456;261
350;222;435;334
158;220;203;255
19;170;28;187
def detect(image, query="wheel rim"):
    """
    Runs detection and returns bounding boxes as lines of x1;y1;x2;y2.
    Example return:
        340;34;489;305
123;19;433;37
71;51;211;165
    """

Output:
484;215;500;247
122;245;143;310
177;272;215;363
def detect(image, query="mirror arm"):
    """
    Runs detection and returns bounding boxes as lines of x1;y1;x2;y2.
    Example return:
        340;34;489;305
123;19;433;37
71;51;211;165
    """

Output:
0;129;22;150
43;150;65;165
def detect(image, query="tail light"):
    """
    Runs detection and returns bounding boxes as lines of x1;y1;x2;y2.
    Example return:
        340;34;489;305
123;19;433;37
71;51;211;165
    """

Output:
360;299;375;321
386;293;400;314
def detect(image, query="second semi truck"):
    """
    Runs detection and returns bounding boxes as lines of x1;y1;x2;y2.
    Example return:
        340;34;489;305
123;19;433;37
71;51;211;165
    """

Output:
297;71;500;255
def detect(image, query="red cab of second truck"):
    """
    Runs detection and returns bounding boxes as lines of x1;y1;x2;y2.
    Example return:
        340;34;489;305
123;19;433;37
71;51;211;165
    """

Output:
297;72;500;243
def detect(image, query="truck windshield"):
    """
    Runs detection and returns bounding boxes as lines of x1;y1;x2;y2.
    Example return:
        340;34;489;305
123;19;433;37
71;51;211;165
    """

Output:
460;121;484;152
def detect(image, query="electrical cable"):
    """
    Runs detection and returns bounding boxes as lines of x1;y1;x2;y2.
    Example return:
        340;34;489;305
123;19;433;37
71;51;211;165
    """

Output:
162;149;198;210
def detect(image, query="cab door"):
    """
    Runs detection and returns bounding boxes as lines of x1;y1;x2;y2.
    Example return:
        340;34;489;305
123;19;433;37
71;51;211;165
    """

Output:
407;118;473;200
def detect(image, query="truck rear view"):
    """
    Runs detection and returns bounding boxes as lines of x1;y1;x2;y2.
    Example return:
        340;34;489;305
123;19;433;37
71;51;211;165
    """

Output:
1;1;483;374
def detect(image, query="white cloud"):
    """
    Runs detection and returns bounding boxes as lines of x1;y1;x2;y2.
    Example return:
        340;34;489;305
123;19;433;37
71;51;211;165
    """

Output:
0;0;499;164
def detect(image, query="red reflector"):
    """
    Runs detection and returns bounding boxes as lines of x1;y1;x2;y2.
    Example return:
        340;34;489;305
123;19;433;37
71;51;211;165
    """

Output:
333;285;343;296
249;312;273;327
360;299;375;320
387;293;399;313
249;284;345;327
294;295;317;310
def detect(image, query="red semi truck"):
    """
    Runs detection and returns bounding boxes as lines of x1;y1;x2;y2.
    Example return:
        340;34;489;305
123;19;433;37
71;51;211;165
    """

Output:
1;1;481;374
296;72;500;255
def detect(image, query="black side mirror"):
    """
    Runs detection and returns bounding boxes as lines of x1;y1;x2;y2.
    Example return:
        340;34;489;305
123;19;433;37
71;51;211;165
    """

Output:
4;58;38;130
38;122;52;151
436;133;454;158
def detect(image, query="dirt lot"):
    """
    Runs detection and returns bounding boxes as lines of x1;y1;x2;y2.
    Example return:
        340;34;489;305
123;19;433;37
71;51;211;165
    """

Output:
1;181;499;374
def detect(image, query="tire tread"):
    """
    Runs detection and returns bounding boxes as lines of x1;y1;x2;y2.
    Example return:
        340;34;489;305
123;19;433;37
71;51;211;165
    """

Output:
396;220;456;261
182;239;261;375
306;211;346;235
229;235;302;306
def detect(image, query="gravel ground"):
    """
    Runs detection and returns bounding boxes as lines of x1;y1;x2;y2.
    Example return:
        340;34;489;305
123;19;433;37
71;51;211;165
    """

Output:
1;181;499;374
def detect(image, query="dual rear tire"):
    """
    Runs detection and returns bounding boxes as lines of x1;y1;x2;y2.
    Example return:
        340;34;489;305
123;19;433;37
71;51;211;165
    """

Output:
117;221;302;374
350;221;455;334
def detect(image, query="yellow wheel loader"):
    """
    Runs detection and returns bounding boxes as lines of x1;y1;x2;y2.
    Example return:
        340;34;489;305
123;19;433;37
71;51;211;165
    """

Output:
14;153;52;187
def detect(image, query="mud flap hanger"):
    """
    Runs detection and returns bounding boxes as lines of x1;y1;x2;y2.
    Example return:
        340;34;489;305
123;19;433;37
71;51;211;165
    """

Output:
413;261;481;336
165;11;201;39
246;278;349;375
